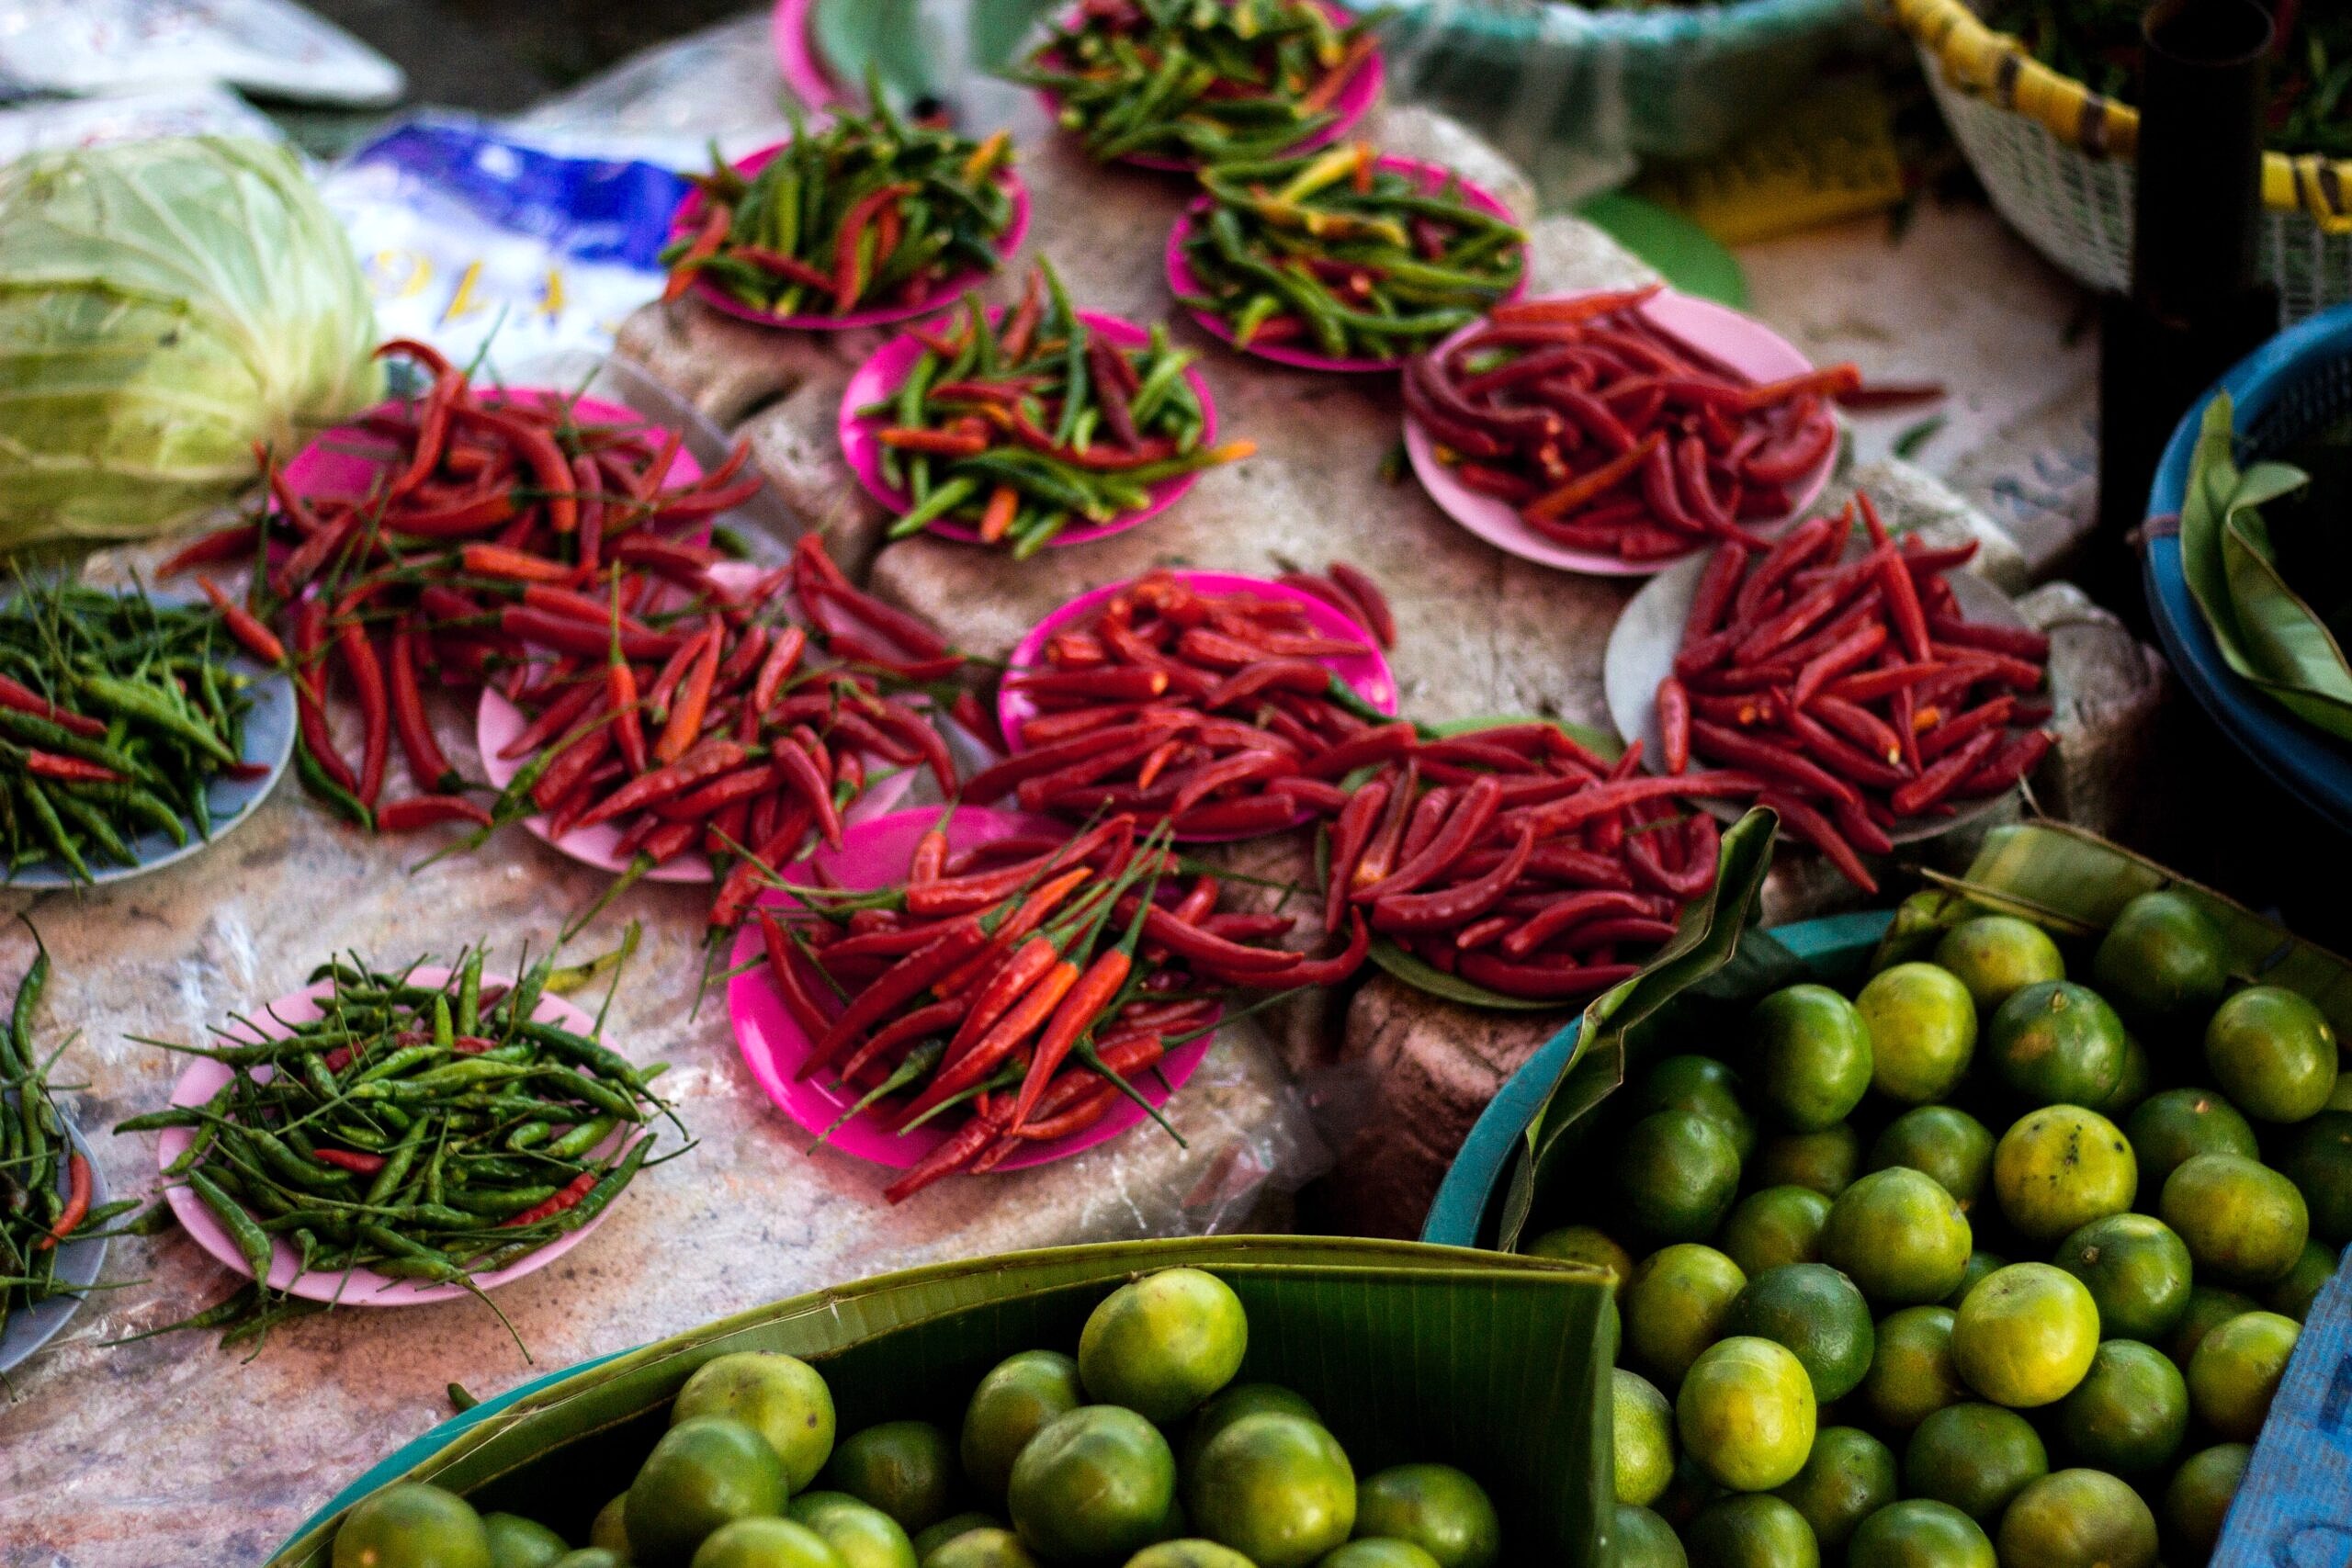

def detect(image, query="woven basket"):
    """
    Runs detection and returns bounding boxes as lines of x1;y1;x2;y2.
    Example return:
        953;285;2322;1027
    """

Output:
1893;0;2352;321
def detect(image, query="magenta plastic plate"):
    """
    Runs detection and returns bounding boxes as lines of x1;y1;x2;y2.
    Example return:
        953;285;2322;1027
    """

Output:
158;971;623;1306
284;390;702;505
1033;0;1381;173
838;309;1218;547
771;0;842;108
1404;289;1835;578
727;807;1216;1171
1165;156;1524;373
671;146;1030;332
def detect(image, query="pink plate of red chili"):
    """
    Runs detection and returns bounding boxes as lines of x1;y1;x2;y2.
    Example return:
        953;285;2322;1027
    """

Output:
157;971;624;1307
838;309;1219;547
1404;288;1840;578
728;806;1216;1170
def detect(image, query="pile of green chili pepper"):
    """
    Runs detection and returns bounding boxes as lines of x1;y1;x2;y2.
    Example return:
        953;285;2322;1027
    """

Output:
118;941;673;1348
867;262;1254;557
1981;1;2352;158
4;932;130;1343
1177;141;1526;363
1014;0;1385;165
661;98;1020;318
0;579;260;884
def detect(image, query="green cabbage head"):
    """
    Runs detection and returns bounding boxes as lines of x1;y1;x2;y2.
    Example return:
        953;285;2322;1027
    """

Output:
0;136;381;550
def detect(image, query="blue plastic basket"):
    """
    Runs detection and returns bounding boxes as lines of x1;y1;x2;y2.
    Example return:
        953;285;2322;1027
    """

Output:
2143;302;2352;839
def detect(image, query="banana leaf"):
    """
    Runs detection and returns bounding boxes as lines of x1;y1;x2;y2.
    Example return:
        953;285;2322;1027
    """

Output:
266;1236;1614;1567
1493;806;1784;1251
2177;393;2352;740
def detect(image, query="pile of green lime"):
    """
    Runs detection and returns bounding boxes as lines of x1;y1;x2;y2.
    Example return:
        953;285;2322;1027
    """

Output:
329;1268;1511;1568
1528;892;2345;1568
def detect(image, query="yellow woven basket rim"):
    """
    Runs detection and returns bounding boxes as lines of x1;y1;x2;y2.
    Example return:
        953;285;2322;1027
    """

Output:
1889;0;2352;227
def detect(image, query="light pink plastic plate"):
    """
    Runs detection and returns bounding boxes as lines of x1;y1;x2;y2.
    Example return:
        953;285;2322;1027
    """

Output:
671;145;1030;332
1165;156;1524;373
1404;288;1837;578
158;971;624;1306
838;309;1218;547
771;0;842;108
727;806;1216;1171
284;391;702;505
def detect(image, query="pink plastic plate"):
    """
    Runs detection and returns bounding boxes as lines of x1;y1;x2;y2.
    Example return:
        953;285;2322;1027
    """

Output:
476;565;912;882
1165;156;1525;373
284;390;702;506
771;0;842;108
158;971;625;1306
1032;0;1382;173
671;146;1030;333
727;807;1216;1171
999;570;1396;840
838;309;1218;547
1404;289;1836;578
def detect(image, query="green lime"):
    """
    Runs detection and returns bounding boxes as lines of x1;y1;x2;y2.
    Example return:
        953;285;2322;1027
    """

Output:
1615;1110;1744;1243
1992;1106;2137;1245
826;1423;954;1536
588;1496;629;1556
1080;1268;1249;1423
788;1494;918;1568
1986;983;2128;1108
1994;1470;2157;1568
2093;1033;2153;1120
1860;1307;1968;1432
1008;1405;1176;1563
1352;1465;1498;1568
2123;1089;2259;1196
1611;1506;1688;1568
1628;1055;1758;1162
1624;1245;1748;1387
1950;1264;2099;1408
673;1352;838;1494
2052;1213;2192;1342
1525;1225;1634;1293
1677;1337;1817;1492
1181;1383;1324;1477
2052;1340;2188;1473
334;1484;493;1568
2161;1153;2311;1284
2186;1311;2301;1439
1772;1427;1894;1551
1944;1252;2007;1310
483;1513;569;1568
1934;918;2065;1016
1684;1495;1819;1568
1749;986;1873;1133
2092;892;2230;1025
1903;1404;2046;1524
1719;1188;1831;1277
2161;1444;2251;1559
1847;1501;1996;1568
1749;1125;1861;1198
1724;1263;1875;1402
1317;1543;1442;1568
961;1351;1083;1504
2166;1284;2264;1368
2205;986;2339;1122
1127;1545;1255;1568
909;1515;997;1561
920;1529;1036;1568
1614;1369;1677;1507
1868;1107;1995;1213
628;1417;790;1568
2272;1111;2352;1245
2267;1239;2336;1320
1185;1412;1354;1568
1821;1168;1973;1306
689;1518;846;1568
1858;964;1979;1104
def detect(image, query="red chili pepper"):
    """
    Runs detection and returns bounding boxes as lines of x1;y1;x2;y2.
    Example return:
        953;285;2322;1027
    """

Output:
805;922;993;1078
653;627;721;765
1657;678;1691;775
758;912;836;1043
388;625;457;793
197;580;288;667
664;200;732;302
33;1154;91;1252
883;1102;1011;1203
502;1168;601;1228
1325;562;1396;648
751;624;808;713
311;1146;388;1176
335;620;390;808
376;794;495;831
831;183;917;310
1689;719;1860;808
1889;728;2001;818
20;750;118;784
1758;790;1877;894
1357;774;1501;902
574;738;748;829
161;524;260;579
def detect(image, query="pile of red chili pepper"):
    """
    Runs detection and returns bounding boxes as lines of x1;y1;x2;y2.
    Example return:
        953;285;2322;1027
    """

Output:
972;570;1402;836
1321;725;1747;1001
1406;284;1859;563
1657;497;2053;894
753;811;1363;1201
1272;561;1396;648
662;100;1019;318
868;262;1251;556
